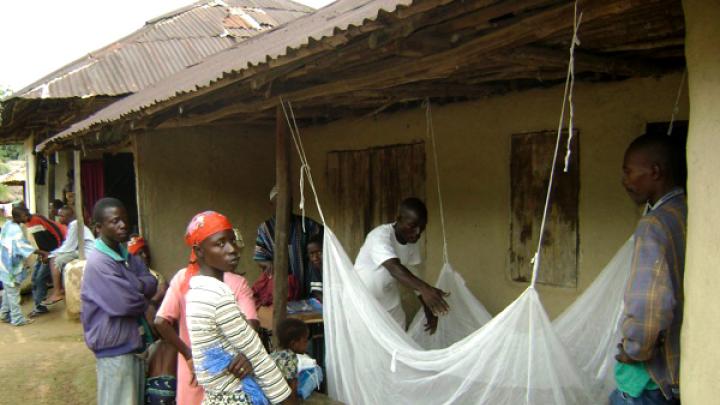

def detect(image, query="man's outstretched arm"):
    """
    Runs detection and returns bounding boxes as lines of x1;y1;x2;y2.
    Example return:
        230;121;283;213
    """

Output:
381;258;450;316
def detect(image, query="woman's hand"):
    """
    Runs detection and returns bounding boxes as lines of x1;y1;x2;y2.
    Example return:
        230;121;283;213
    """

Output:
185;357;199;386
228;353;253;379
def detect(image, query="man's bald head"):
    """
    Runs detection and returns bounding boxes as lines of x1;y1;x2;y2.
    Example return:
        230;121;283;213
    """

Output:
11;206;30;223
625;134;685;186
622;134;685;205
395;198;427;244
398;197;428;222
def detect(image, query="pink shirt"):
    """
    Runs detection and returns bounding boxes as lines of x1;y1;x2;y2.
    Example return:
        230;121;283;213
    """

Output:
157;269;258;405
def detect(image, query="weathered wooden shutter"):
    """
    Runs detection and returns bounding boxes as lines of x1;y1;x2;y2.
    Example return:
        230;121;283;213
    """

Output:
509;130;579;287
327;142;426;259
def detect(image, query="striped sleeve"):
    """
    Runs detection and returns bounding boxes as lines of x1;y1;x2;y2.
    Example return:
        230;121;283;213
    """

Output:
215;292;291;404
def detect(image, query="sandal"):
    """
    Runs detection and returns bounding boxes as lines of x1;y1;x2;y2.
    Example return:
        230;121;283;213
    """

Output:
41;297;64;306
29;308;49;318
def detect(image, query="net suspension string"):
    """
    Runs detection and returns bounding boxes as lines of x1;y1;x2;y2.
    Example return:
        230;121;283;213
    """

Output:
667;69;686;136
526;5;582;403
279;98;326;230
530;2;583;289
424;99;450;265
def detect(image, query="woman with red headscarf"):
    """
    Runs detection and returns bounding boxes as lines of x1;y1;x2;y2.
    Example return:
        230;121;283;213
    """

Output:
155;212;264;405
182;211;293;404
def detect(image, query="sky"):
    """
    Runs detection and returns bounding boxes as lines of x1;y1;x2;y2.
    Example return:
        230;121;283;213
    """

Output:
0;0;335;92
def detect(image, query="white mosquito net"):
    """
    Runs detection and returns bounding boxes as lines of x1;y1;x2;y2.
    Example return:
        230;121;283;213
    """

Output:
407;263;492;350
323;228;609;405
405;237;634;395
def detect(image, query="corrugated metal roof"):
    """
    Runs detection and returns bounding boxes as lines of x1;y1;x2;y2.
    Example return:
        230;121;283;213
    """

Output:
12;0;313;100
39;0;419;151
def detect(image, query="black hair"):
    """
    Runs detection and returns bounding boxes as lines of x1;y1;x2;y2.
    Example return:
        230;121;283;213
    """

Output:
11;206;27;220
276;318;309;349
92;197;126;224
627;134;686;187
51;199;65;211
398;197;428;221
306;232;323;248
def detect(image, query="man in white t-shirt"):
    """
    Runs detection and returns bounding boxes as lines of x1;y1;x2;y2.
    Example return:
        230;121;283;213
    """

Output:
354;198;449;332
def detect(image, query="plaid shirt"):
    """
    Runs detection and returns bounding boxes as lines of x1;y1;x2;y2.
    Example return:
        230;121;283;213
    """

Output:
621;188;686;399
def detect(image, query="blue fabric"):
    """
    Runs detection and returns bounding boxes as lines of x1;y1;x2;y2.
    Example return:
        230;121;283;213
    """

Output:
201;346;234;374
242;376;270;405
297;366;323;400
308;297;323;312
32;261;51;310
0;283;26;325
609;388;678;405
145;375;176;405
0;221;35;285
200;347;269;405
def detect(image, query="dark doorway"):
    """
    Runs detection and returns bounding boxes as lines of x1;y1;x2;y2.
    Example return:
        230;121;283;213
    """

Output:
103;153;139;234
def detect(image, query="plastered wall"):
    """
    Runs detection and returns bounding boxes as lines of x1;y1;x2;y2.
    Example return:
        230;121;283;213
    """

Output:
680;0;720;402
296;73;688;317
134;125;276;281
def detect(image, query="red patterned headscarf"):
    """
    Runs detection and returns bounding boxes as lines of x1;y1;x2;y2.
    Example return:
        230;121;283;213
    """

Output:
127;236;147;256
180;211;233;294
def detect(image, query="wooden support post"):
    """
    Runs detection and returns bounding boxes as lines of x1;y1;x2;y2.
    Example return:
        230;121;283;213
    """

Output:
272;105;291;345
73;149;86;260
47;154;56;203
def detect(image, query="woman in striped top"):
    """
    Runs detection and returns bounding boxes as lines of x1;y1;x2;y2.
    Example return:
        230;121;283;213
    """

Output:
182;211;295;405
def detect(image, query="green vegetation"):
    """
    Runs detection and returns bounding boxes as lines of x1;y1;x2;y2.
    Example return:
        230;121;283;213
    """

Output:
0;85;22;202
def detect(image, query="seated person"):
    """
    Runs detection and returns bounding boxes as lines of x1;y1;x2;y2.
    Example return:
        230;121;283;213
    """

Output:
24;206;64;317
48;199;68;234
253;185;323;305
306;234;323;302
43;205;95;306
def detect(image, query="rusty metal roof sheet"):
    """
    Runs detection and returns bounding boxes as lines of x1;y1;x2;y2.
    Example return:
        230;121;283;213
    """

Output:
39;0;418;151
13;0;313;100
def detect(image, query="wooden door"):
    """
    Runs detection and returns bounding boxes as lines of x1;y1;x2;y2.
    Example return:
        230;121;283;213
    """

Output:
328;142;426;259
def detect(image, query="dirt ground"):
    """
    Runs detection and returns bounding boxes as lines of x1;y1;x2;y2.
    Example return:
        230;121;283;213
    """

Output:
0;295;340;405
0;298;96;405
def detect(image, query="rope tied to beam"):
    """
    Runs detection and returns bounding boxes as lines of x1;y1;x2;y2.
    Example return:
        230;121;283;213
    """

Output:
667;69;687;136
279;97;326;229
530;2;582;288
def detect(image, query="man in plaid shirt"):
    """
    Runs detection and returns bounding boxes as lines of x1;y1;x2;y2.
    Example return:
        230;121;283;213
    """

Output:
611;134;686;405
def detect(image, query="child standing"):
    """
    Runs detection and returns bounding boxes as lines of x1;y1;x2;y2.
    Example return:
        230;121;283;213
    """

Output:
0;206;45;326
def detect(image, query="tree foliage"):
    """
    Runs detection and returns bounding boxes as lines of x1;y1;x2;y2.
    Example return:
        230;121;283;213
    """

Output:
0;85;23;162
